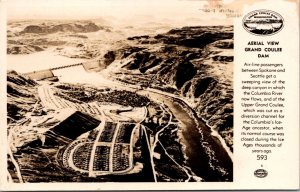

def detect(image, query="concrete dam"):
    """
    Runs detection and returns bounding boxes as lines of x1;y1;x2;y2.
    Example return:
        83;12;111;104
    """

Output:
23;61;101;81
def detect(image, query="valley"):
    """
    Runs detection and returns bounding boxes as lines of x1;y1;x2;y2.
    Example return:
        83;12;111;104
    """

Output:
7;20;234;182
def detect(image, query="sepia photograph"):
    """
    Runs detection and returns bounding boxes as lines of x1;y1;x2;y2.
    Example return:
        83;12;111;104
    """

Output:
6;0;234;183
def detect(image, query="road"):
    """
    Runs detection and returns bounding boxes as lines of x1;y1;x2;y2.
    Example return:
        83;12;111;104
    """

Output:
41;65;233;180
64;121;140;176
79;69;233;181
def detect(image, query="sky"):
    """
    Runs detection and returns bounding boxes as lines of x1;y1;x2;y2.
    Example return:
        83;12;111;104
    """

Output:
6;0;234;26
7;0;206;19
8;0;295;26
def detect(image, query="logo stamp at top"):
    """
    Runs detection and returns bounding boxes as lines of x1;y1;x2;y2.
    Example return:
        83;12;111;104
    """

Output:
243;9;284;36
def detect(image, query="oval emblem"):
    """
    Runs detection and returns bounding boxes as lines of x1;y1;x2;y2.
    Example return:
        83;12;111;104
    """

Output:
254;169;268;178
243;9;284;36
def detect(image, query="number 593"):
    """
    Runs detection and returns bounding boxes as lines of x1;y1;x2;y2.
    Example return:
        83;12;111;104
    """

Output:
257;155;267;160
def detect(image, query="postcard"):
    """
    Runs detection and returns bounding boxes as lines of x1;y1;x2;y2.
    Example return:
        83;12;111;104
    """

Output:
0;0;299;190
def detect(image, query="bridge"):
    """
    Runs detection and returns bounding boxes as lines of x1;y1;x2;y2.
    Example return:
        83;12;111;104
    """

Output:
51;63;83;71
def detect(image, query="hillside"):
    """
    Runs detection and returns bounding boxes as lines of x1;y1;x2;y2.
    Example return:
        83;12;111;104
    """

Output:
7;70;39;122
21;22;103;34
104;25;234;151
7;20;109;57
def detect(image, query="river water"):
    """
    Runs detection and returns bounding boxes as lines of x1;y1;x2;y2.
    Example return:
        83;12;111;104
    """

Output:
138;90;233;181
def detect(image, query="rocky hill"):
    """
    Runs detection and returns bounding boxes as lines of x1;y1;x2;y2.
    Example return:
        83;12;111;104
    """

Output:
7;20;111;56
7;44;44;54
104;25;234;150
21;22;103;34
